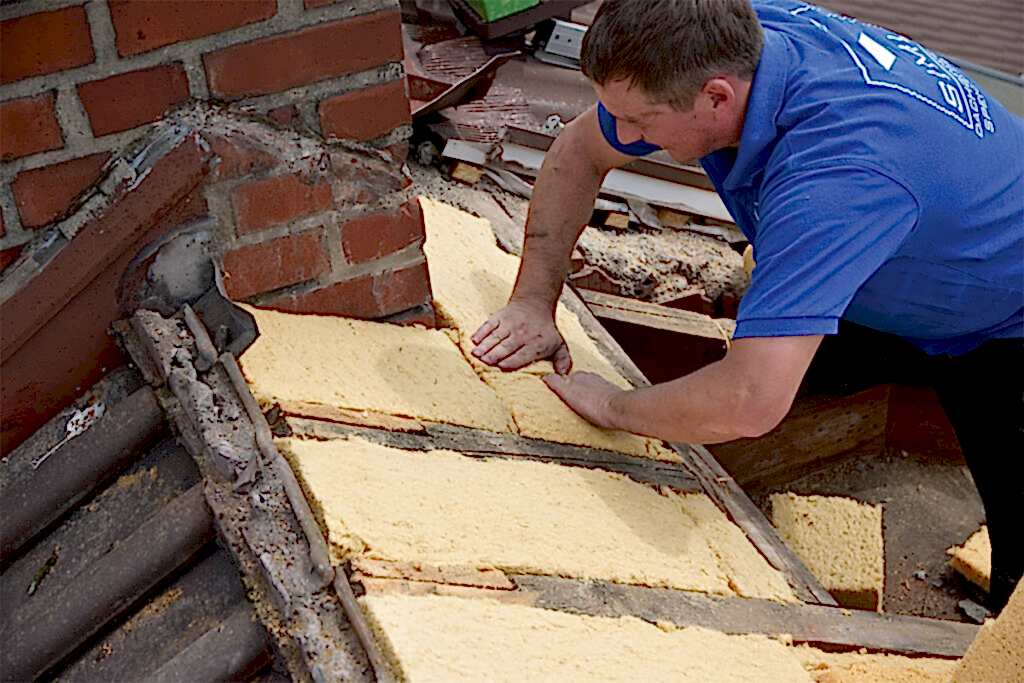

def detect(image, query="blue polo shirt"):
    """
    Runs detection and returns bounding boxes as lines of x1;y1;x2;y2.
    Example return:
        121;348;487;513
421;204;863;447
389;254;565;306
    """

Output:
597;0;1024;355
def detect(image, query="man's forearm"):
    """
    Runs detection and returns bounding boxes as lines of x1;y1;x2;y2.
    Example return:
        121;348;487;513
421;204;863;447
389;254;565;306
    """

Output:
511;130;605;311
608;357;773;444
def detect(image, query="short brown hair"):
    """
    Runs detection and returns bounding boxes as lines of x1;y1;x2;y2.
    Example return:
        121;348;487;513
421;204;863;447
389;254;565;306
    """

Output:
580;0;764;109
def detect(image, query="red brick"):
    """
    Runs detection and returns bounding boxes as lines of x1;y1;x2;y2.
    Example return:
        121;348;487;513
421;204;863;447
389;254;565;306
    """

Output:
11;153;110;228
0;245;24;273
0;93;63;161
385;141;409;165
0;6;94;84
266;260;431;318
377;260;432;315
203;10;402;99
231;174;333;235
223;229;329;299
267;104;299;127
205;134;278;181
77;63;191;137
0;136;212;364
330;147;411;205
382;304;437;328
319;79;410;142
108;0;276;57
341;198;423;263
154;186;209;231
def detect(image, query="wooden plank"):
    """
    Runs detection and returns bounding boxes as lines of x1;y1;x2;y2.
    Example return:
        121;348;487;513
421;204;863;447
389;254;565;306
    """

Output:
579;289;735;341
709;386;890;488
351;558;514;590
560;286;837;606
276;400;426;433
357;577;538;605
514;575;977;659
284;417;702;493
353;571;977;658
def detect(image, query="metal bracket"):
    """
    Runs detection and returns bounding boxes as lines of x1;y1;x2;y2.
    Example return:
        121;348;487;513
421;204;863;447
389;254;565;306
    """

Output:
534;19;586;69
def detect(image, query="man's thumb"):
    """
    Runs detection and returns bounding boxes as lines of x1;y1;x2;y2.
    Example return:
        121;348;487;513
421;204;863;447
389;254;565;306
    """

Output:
553;343;573;375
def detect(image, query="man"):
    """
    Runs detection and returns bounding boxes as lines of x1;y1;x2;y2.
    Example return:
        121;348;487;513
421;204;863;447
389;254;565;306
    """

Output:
470;0;1023;610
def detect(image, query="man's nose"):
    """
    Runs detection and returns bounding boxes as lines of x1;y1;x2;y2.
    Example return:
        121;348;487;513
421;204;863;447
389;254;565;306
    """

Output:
617;121;643;144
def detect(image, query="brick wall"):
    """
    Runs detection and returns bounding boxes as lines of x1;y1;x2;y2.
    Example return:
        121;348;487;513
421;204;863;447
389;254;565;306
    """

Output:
0;0;432;454
0;0;427;322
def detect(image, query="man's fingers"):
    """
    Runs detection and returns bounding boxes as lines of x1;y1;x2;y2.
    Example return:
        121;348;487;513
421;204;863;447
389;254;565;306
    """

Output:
496;344;546;371
542;372;568;395
479;337;526;366
471;328;510;357
471;318;500;345
552;343;573;375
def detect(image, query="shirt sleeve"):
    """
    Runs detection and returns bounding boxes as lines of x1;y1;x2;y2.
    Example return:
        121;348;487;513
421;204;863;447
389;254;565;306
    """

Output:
734;163;920;339
596;101;662;156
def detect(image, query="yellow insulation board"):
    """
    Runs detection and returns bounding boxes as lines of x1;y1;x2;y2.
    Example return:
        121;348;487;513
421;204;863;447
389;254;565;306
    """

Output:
771;493;884;611
419;196;678;461
795;646;957;683
953;582;1024;683
420;195;633;387
947;525;990;593
279;436;797;602
361;593;814;682
238;304;513;433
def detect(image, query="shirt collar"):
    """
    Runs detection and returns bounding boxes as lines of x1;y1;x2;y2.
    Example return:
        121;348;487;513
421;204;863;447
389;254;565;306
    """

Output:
719;29;790;191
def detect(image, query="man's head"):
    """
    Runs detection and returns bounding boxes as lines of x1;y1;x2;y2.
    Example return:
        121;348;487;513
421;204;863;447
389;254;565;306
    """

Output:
581;0;763;159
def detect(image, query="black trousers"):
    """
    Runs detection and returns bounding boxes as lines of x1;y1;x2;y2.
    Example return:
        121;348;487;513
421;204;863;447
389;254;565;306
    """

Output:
801;321;1023;611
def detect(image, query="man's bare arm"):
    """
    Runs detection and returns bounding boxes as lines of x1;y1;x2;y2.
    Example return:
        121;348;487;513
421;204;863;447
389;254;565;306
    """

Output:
471;105;636;371
544;335;823;444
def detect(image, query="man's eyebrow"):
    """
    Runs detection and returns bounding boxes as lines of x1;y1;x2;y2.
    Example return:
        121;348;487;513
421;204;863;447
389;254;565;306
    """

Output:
616;110;657;124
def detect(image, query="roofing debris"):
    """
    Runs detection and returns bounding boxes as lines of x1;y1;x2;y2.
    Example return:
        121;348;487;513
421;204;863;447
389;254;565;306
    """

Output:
406;11;750;320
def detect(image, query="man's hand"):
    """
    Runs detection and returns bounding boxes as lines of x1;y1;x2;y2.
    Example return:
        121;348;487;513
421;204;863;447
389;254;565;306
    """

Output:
471;301;573;373
542;372;623;429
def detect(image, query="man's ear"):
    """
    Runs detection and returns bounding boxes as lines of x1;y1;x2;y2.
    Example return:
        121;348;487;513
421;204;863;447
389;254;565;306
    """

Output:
703;77;736;109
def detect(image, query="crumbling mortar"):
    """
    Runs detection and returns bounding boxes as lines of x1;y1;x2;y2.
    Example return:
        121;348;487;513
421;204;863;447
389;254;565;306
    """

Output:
0;183;24;242
277;0;305;21
53;85;94;146
322;216;345;272
83;0;119;65
362;122;413;149
235;62;403;117
294;100;323;137
182;54;212;101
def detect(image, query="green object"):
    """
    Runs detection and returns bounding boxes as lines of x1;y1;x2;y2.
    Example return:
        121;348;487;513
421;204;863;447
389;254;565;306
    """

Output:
465;0;540;22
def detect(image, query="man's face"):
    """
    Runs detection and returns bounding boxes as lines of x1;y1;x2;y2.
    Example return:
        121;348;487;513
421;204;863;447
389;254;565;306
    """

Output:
594;79;721;162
